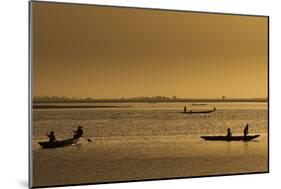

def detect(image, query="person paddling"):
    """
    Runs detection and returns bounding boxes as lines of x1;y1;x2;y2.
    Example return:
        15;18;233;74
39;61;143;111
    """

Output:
73;126;84;139
244;123;249;137
47;131;57;143
227;128;232;137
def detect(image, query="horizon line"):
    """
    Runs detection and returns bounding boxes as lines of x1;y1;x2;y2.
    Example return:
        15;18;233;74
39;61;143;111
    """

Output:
32;96;268;100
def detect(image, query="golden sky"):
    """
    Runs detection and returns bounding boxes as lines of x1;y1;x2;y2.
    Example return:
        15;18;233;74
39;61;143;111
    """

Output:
32;2;268;99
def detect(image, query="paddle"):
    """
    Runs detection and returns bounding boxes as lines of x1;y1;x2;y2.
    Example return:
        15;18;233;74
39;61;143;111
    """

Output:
73;130;92;142
81;136;92;142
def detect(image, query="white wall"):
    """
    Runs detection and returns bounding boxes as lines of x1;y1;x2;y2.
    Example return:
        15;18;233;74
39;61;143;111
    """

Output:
0;0;279;188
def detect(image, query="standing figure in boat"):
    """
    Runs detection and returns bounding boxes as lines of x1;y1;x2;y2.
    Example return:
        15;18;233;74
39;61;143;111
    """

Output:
47;131;57;143
244;123;249;137
227;128;232;137
184;106;187;113
73;126;84;139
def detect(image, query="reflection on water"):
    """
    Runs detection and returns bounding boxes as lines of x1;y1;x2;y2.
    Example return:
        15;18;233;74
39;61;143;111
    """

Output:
32;102;268;187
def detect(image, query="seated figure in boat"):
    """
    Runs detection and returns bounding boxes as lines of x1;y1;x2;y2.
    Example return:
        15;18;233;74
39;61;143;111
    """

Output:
73;126;83;139
244;123;249;137
227;128;232;137
47;131;57;143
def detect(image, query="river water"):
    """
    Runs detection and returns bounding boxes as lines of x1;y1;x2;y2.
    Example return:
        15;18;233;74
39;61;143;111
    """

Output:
32;102;268;187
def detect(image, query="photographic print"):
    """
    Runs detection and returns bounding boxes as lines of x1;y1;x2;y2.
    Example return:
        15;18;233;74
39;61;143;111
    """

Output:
29;1;269;188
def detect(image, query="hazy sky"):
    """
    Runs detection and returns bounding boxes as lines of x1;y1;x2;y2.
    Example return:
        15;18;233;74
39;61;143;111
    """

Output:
32;2;268;99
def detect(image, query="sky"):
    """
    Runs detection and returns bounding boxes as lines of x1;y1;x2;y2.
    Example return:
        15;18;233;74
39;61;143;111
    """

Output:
32;2;268;99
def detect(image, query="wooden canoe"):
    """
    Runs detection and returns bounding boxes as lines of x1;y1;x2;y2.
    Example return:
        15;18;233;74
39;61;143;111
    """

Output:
201;135;260;141
38;138;80;149
182;109;215;114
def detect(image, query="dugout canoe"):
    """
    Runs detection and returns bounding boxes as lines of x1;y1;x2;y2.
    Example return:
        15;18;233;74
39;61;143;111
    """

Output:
200;135;260;141
38;137;80;149
181;109;215;114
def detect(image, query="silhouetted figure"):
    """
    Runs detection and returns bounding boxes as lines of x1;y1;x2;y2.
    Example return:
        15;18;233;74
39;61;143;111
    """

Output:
213;107;216;111
227;128;232;137
47;131;56;143
244;123;249;137
184;106;187;113
73;126;83;139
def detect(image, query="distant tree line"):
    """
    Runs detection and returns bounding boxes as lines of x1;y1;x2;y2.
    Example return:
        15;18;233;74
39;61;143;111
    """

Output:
33;96;268;103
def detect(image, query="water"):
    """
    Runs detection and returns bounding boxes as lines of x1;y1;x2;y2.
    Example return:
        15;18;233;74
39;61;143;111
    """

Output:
32;102;268;187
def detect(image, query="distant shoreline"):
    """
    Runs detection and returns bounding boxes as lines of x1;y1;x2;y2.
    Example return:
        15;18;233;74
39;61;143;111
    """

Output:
33;99;268;104
33;105;133;109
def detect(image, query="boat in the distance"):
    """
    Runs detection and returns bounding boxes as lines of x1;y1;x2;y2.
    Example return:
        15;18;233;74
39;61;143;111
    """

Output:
182;106;216;114
181;109;215;114
200;135;260;141
38;137;80;149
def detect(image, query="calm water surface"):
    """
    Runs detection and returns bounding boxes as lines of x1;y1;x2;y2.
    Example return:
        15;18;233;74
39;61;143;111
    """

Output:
32;102;268;187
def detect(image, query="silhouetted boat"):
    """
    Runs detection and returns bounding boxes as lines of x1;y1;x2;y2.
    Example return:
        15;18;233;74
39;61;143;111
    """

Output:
200;135;260;141
38;138;80;149
181;109;215;114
